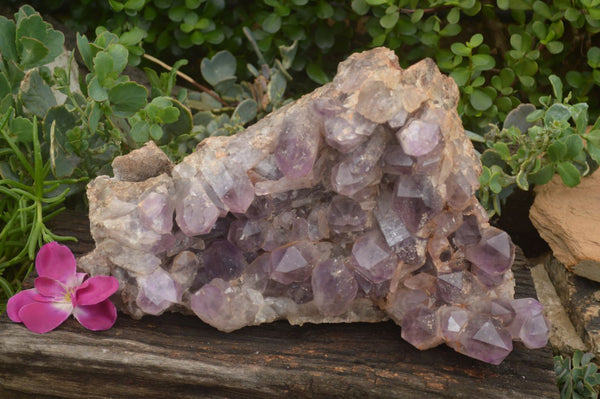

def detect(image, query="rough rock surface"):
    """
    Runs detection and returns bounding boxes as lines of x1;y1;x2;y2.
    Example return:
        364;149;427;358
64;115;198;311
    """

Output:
80;48;549;364
530;173;600;283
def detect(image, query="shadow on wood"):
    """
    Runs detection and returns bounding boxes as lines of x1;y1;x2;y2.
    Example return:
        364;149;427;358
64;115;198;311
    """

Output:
0;211;559;398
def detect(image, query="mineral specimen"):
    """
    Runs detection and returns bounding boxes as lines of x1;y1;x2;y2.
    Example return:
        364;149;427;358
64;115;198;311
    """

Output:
80;48;549;365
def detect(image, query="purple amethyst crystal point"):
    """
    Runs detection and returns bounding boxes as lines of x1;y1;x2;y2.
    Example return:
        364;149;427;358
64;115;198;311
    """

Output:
328;195;367;233
397;120;441;157
204;240;247;281
136;267;180;315
509;298;550;349
275;110;321;179
312;259;358;316
400;307;443;349
270;241;316;285
82;48;548;365
174;176;219;236
465;227;515;276
454;316;513;365
351;230;397;284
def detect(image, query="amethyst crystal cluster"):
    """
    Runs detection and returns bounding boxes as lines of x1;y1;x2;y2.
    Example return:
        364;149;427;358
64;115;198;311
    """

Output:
80;48;549;364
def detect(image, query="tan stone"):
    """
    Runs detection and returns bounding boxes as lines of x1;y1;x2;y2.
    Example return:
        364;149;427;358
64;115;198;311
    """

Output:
529;173;600;282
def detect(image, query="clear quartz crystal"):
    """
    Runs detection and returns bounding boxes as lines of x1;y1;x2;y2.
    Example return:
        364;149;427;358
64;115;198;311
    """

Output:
82;48;549;365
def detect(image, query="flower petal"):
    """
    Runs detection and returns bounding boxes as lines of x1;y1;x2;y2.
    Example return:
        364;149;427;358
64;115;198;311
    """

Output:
7;289;38;323
35;242;77;284
73;300;117;331
18;301;72;333
75;276;119;306
34;277;66;300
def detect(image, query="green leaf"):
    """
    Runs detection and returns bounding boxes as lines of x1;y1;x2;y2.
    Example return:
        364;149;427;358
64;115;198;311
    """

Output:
493;142;511;160
533;1;552;19
106;44;128;75
570;103;589;135
88;76;108;102
450;67;469;86
529;164;554;185
168;5;187;22
588;47;600;68
19;37;49;70
232;99;258;124
489;171;502;193
0;17;17;62
93;51;114;86
564;135;584;160
547;140;567;162
149;124;163;140
124;0;145;10
200;50;237;86
316;1;334;19
447;7;460;24
315;25;334;49
262;14;282;33
130;119;149;143
497;0;509;10
108;81;147;117
16;12;64;67
557;161;580;187
186;0;204;7
469;33;484;47
516;170;529;190
9;116;34;143
566;71;585;89
450;42;471;57
546;41;564;54
306;63;329;85
531;21;547;39
268;71;287;106
108;0;124;11
119;27;146;46
470;89;493;111
380;12;399;29
525;109;544;122
439;23;461;37
88;102;101;134
471;54;495;71
548;75;563;102
544;103;570;124
351;0;370;15
19;69;57;118
76;33;93;70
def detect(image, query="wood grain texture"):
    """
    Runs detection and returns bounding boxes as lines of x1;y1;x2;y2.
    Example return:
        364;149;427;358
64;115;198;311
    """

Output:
0;211;559;398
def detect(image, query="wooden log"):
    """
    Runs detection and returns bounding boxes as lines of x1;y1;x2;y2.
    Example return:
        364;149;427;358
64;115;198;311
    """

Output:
0;211;559;398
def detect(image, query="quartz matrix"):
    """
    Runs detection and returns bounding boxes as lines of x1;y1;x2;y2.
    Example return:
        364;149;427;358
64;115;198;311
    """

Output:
81;48;549;364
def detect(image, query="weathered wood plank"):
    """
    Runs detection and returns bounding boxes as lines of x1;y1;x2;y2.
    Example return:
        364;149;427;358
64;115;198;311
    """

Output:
0;211;559;398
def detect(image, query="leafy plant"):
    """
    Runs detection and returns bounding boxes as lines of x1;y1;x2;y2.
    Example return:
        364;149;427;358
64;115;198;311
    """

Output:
477;75;600;216
0;111;82;312
555;350;600;399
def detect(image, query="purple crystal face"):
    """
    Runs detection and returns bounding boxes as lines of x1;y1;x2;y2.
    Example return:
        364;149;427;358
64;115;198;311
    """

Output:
83;48;550;365
174;177;219;236
397;120;441;157
351;230;397;284
453;315;513;365
204;240;247;281
328;195;367;233
465;227;515;276
275;111;321;179
270;241;316;285
312;259;358;316
509;298;550;349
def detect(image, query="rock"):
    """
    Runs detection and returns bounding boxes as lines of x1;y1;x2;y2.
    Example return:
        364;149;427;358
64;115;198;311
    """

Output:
79;48;549;364
112;141;174;182
530;173;600;283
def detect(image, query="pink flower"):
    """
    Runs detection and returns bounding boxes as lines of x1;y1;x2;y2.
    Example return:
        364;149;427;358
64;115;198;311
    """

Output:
7;242;119;333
